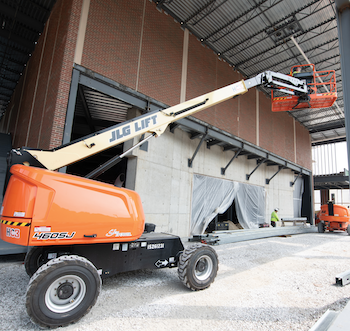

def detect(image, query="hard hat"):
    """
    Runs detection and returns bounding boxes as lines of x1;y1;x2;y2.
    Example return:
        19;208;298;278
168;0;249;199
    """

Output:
274;208;279;211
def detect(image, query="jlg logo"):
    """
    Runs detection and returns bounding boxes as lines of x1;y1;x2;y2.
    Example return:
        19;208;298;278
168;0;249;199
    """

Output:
33;232;76;240
6;227;20;239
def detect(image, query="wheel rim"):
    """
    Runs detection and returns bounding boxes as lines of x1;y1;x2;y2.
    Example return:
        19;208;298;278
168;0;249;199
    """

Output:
45;275;86;313
193;254;213;281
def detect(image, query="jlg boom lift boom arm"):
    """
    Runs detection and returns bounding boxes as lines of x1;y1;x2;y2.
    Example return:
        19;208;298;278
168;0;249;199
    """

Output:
1;70;312;329
8;71;308;173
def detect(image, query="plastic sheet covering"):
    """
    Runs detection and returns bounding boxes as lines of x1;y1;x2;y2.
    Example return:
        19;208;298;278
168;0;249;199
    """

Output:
191;175;266;234
293;177;304;217
235;183;266;229
191;175;239;235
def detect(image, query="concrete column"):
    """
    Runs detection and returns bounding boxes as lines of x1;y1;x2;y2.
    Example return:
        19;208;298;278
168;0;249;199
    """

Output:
180;29;189;103
256;89;259;146
74;0;91;65
335;0;350;186
320;189;329;205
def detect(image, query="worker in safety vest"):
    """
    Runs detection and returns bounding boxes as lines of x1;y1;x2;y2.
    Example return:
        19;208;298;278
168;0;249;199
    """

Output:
271;208;280;227
290;66;301;76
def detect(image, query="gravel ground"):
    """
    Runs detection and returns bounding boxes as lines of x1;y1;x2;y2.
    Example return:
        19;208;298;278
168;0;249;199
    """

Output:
1;232;350;331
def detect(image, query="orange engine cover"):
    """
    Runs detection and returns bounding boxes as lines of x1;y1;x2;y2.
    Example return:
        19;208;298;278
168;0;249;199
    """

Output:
316;204;350;230
0;164;145;246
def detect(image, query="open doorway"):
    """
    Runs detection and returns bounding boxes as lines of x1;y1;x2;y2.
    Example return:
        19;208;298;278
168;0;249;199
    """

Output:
65;84;133;187
205;201;243;233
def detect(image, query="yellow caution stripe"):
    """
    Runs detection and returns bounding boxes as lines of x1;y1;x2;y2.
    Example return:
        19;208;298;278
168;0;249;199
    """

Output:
1;219;30;227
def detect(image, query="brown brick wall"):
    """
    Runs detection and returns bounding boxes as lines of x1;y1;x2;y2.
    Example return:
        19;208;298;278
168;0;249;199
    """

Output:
4;0;81;150
187;33;216;125
49;0;82;149
296;121;312;169
1;0;311;169
239;89;256;144
138;1;182;105
214;60;240;135
82;0;143;91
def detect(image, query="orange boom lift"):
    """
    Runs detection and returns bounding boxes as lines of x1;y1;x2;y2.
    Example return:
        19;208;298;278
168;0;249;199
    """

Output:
271;64;337;112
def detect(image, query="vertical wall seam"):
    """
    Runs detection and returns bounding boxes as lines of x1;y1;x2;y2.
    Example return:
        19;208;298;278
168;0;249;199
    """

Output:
293;118;297;163
136;0;147;91
180;29;189;103
37;2;63;148
25;16;50;146
74;0;91;65
5;104;13;133
12;62;28;146
256;89;259;146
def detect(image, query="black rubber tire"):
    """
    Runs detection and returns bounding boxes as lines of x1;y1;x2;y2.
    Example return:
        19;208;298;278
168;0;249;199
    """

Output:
318;221;325;233
25;246;46;277
26;255;101;329
178;243;218;291
347;225;350;236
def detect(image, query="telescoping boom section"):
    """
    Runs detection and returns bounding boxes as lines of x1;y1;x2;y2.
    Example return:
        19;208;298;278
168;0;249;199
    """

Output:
9;70;308;171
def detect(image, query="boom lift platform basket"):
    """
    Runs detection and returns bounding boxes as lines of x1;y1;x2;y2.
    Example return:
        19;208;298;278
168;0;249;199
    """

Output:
271;64;337;112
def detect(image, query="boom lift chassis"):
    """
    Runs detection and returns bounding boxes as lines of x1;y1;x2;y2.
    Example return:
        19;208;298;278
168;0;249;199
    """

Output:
1;70;314;328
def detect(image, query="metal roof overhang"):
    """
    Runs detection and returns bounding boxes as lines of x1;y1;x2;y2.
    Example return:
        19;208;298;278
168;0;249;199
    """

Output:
153;0;344;146
314;173;350;190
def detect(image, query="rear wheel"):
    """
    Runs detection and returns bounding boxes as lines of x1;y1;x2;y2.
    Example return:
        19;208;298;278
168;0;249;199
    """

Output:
347;225;350;235
25;247;46;277
26;255;101;328
318;221;325;233
178;243;218;291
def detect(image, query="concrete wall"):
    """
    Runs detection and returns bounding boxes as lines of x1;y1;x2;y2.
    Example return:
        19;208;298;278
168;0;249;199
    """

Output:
127;127;296;237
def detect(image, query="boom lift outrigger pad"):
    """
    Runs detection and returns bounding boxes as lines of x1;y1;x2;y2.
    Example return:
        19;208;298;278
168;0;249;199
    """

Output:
0;68;335;328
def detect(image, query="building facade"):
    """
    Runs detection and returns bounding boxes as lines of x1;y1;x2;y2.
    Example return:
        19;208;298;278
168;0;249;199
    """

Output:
0;0;313;237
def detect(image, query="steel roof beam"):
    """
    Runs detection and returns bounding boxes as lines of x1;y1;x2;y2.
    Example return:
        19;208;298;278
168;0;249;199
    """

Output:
205;0;278;44
0;2;45;32
183;0;217;26
246;24;338;76
222;1;332;57
237;35;338;71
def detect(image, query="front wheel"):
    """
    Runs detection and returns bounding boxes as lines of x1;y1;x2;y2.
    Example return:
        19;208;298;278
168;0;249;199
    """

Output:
347;225;350;236
318;221;325;233
178;243;218;291
26;255;101;329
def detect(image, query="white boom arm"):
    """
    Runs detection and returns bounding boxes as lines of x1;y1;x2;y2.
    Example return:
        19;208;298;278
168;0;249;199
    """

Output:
11;71;307;171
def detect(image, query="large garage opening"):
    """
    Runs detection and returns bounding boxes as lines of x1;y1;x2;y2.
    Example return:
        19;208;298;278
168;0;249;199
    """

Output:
65;85;136;187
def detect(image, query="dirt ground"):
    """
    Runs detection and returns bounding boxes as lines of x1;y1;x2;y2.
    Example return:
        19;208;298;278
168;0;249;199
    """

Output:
1;231;350;331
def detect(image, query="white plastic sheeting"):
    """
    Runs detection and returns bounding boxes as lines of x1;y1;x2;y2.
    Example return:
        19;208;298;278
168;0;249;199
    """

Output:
234;182;266;229
191;174;266;235
293;177;304;217
190;175;239;235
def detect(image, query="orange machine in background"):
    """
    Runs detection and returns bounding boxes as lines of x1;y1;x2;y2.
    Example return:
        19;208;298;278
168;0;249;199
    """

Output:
272;64;337;112
315;202;350;234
